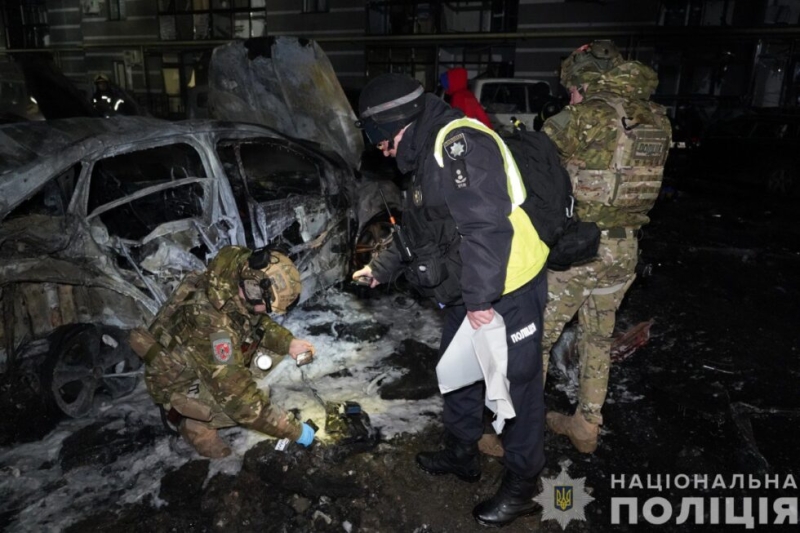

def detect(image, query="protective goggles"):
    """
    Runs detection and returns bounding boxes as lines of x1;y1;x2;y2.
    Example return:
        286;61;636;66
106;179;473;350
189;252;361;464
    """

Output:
354;117;401;146
355;85;424;145
240;275;274;312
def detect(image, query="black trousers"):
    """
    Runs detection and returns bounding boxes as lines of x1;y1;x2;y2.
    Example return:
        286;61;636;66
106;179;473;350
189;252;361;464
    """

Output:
439;269;547;478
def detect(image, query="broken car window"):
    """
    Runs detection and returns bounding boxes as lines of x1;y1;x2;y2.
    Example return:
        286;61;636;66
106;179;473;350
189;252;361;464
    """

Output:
93;183;205;241
87;144;207;241
217;138;322;202
87;143;207;213
5;163;81;221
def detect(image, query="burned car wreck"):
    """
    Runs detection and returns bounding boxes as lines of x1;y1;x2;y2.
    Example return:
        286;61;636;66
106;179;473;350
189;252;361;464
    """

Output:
0;115;395;420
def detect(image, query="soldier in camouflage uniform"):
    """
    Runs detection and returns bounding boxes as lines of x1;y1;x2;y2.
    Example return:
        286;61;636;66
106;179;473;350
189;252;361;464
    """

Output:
541;41;671;453
131;246;318;458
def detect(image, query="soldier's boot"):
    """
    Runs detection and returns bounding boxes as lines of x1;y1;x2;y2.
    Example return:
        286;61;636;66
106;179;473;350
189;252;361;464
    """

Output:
416;435;481;483
472;469;540;527
179;419;232;458
546;410;599;454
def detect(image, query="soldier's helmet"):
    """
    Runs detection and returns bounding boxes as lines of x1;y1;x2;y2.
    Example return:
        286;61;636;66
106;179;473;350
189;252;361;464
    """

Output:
241;249;302;314
560;40;623;89
356;73;426;145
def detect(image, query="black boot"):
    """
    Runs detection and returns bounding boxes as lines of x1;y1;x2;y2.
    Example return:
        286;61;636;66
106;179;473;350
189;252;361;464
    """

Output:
472;469;540;527
415;435;481;483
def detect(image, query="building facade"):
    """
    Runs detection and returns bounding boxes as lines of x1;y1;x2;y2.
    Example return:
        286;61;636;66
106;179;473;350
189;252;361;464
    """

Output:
2;0;800;120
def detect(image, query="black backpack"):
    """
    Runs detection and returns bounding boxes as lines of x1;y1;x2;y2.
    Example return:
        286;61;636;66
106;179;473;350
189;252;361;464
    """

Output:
504;124;601;271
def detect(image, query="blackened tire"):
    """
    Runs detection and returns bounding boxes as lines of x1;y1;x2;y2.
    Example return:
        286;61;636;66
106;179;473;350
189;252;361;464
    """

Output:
41;324;141;418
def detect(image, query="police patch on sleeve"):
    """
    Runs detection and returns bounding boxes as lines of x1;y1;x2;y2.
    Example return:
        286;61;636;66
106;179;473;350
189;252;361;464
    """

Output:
444;132;468;160
209;331;233;364
452;159;469;189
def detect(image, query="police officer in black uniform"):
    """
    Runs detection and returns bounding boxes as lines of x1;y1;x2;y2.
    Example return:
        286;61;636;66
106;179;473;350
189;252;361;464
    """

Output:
352;73;550;527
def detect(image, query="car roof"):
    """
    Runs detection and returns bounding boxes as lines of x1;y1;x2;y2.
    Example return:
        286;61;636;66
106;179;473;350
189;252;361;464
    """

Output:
0;116;291;176
0;116;335;219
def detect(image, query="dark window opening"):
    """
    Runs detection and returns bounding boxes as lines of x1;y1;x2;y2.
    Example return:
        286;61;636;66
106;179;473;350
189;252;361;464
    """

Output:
5;163;81;221
480;83;527;114
88;143;206;213
108;0;123;21
218;139;322;203
94;182;205;241
303;0;329;14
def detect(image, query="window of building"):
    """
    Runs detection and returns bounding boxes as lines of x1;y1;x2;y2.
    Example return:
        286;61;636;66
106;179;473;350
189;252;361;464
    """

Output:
2;0;49;48
303;0;329;14
158;0;266;40
107;0;125;21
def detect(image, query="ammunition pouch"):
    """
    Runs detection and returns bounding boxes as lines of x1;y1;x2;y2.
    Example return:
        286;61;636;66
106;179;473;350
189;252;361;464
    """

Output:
547;220;601;271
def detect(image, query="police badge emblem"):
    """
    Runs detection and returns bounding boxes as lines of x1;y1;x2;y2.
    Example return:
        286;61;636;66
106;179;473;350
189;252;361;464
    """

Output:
412;186;423;206
209;331;233;364
443;132;468;160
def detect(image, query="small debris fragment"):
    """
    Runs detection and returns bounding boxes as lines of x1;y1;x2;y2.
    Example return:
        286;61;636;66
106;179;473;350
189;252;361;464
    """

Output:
313;510;333;525
610;319;655;362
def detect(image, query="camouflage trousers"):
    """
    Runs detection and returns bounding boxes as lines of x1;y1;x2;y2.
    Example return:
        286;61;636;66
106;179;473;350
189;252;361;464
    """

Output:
542;228;639;424
146;368;238;430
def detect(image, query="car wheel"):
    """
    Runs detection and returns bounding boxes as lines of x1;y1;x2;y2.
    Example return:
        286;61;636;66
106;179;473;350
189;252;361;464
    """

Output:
766;166;796;195
41;324;142;418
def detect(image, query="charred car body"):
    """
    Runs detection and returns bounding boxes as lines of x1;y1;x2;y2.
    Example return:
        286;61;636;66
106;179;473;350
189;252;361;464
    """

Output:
0;37;398;419
0;116;394;418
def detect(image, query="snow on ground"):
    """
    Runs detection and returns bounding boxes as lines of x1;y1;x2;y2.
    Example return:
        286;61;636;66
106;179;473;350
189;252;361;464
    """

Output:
0;286;444;532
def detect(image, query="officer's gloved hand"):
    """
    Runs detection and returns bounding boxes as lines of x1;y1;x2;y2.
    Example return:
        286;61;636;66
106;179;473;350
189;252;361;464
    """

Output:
296;422;316;447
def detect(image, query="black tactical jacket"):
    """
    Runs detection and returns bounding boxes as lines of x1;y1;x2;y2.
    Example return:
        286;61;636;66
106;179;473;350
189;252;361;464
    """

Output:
370;95;516;311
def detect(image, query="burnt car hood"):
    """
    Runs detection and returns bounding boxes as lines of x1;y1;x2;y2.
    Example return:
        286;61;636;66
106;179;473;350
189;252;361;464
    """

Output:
208;37;364;170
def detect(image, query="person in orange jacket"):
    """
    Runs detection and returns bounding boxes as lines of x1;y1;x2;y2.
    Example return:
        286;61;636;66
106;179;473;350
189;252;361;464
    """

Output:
440;67;493;129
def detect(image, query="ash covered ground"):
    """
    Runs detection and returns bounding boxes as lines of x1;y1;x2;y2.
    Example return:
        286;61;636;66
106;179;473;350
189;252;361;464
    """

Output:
1;184;799;532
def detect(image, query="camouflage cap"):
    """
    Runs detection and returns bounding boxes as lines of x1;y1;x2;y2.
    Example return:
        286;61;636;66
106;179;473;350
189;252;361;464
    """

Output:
560;40;624;89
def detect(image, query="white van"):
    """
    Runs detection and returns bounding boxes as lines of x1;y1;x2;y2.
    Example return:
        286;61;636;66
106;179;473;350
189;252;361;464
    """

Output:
470;78;554;134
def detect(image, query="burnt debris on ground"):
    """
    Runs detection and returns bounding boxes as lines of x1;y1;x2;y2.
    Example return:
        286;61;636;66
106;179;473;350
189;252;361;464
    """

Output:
1;186;799;532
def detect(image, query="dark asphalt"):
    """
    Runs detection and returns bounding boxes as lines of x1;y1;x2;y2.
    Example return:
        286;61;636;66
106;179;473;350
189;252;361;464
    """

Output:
542;181;800;531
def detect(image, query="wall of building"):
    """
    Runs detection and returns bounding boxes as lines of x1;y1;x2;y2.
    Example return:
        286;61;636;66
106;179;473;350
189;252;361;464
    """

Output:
265;0;366;90
513;0;661;93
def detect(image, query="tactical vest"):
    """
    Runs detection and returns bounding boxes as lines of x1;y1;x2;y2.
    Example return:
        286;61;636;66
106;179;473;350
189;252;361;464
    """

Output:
570;95;670;216
433;118;548;294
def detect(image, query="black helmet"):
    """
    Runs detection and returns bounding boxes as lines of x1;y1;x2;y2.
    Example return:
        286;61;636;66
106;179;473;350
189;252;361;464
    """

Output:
357;73;425;145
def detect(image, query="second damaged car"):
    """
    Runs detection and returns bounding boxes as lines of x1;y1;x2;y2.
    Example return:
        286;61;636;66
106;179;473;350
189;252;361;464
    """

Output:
0;116;391;418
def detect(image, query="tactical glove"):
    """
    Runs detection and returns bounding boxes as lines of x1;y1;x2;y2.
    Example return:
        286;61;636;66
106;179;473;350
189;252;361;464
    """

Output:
296;422;316;447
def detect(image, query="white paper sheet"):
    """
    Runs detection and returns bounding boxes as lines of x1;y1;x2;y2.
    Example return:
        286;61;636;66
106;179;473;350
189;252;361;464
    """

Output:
435;313;516;434
436;316;483;394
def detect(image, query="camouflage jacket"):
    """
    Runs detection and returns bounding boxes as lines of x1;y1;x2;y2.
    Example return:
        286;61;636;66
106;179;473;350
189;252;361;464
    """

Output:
543;61;672;229
147;246;302;441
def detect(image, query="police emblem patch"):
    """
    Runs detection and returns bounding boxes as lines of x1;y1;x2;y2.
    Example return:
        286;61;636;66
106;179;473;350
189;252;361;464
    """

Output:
209;331;233;364
444;132;468;160
534;467;594;529
412;186;423;206
555;485;573;511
